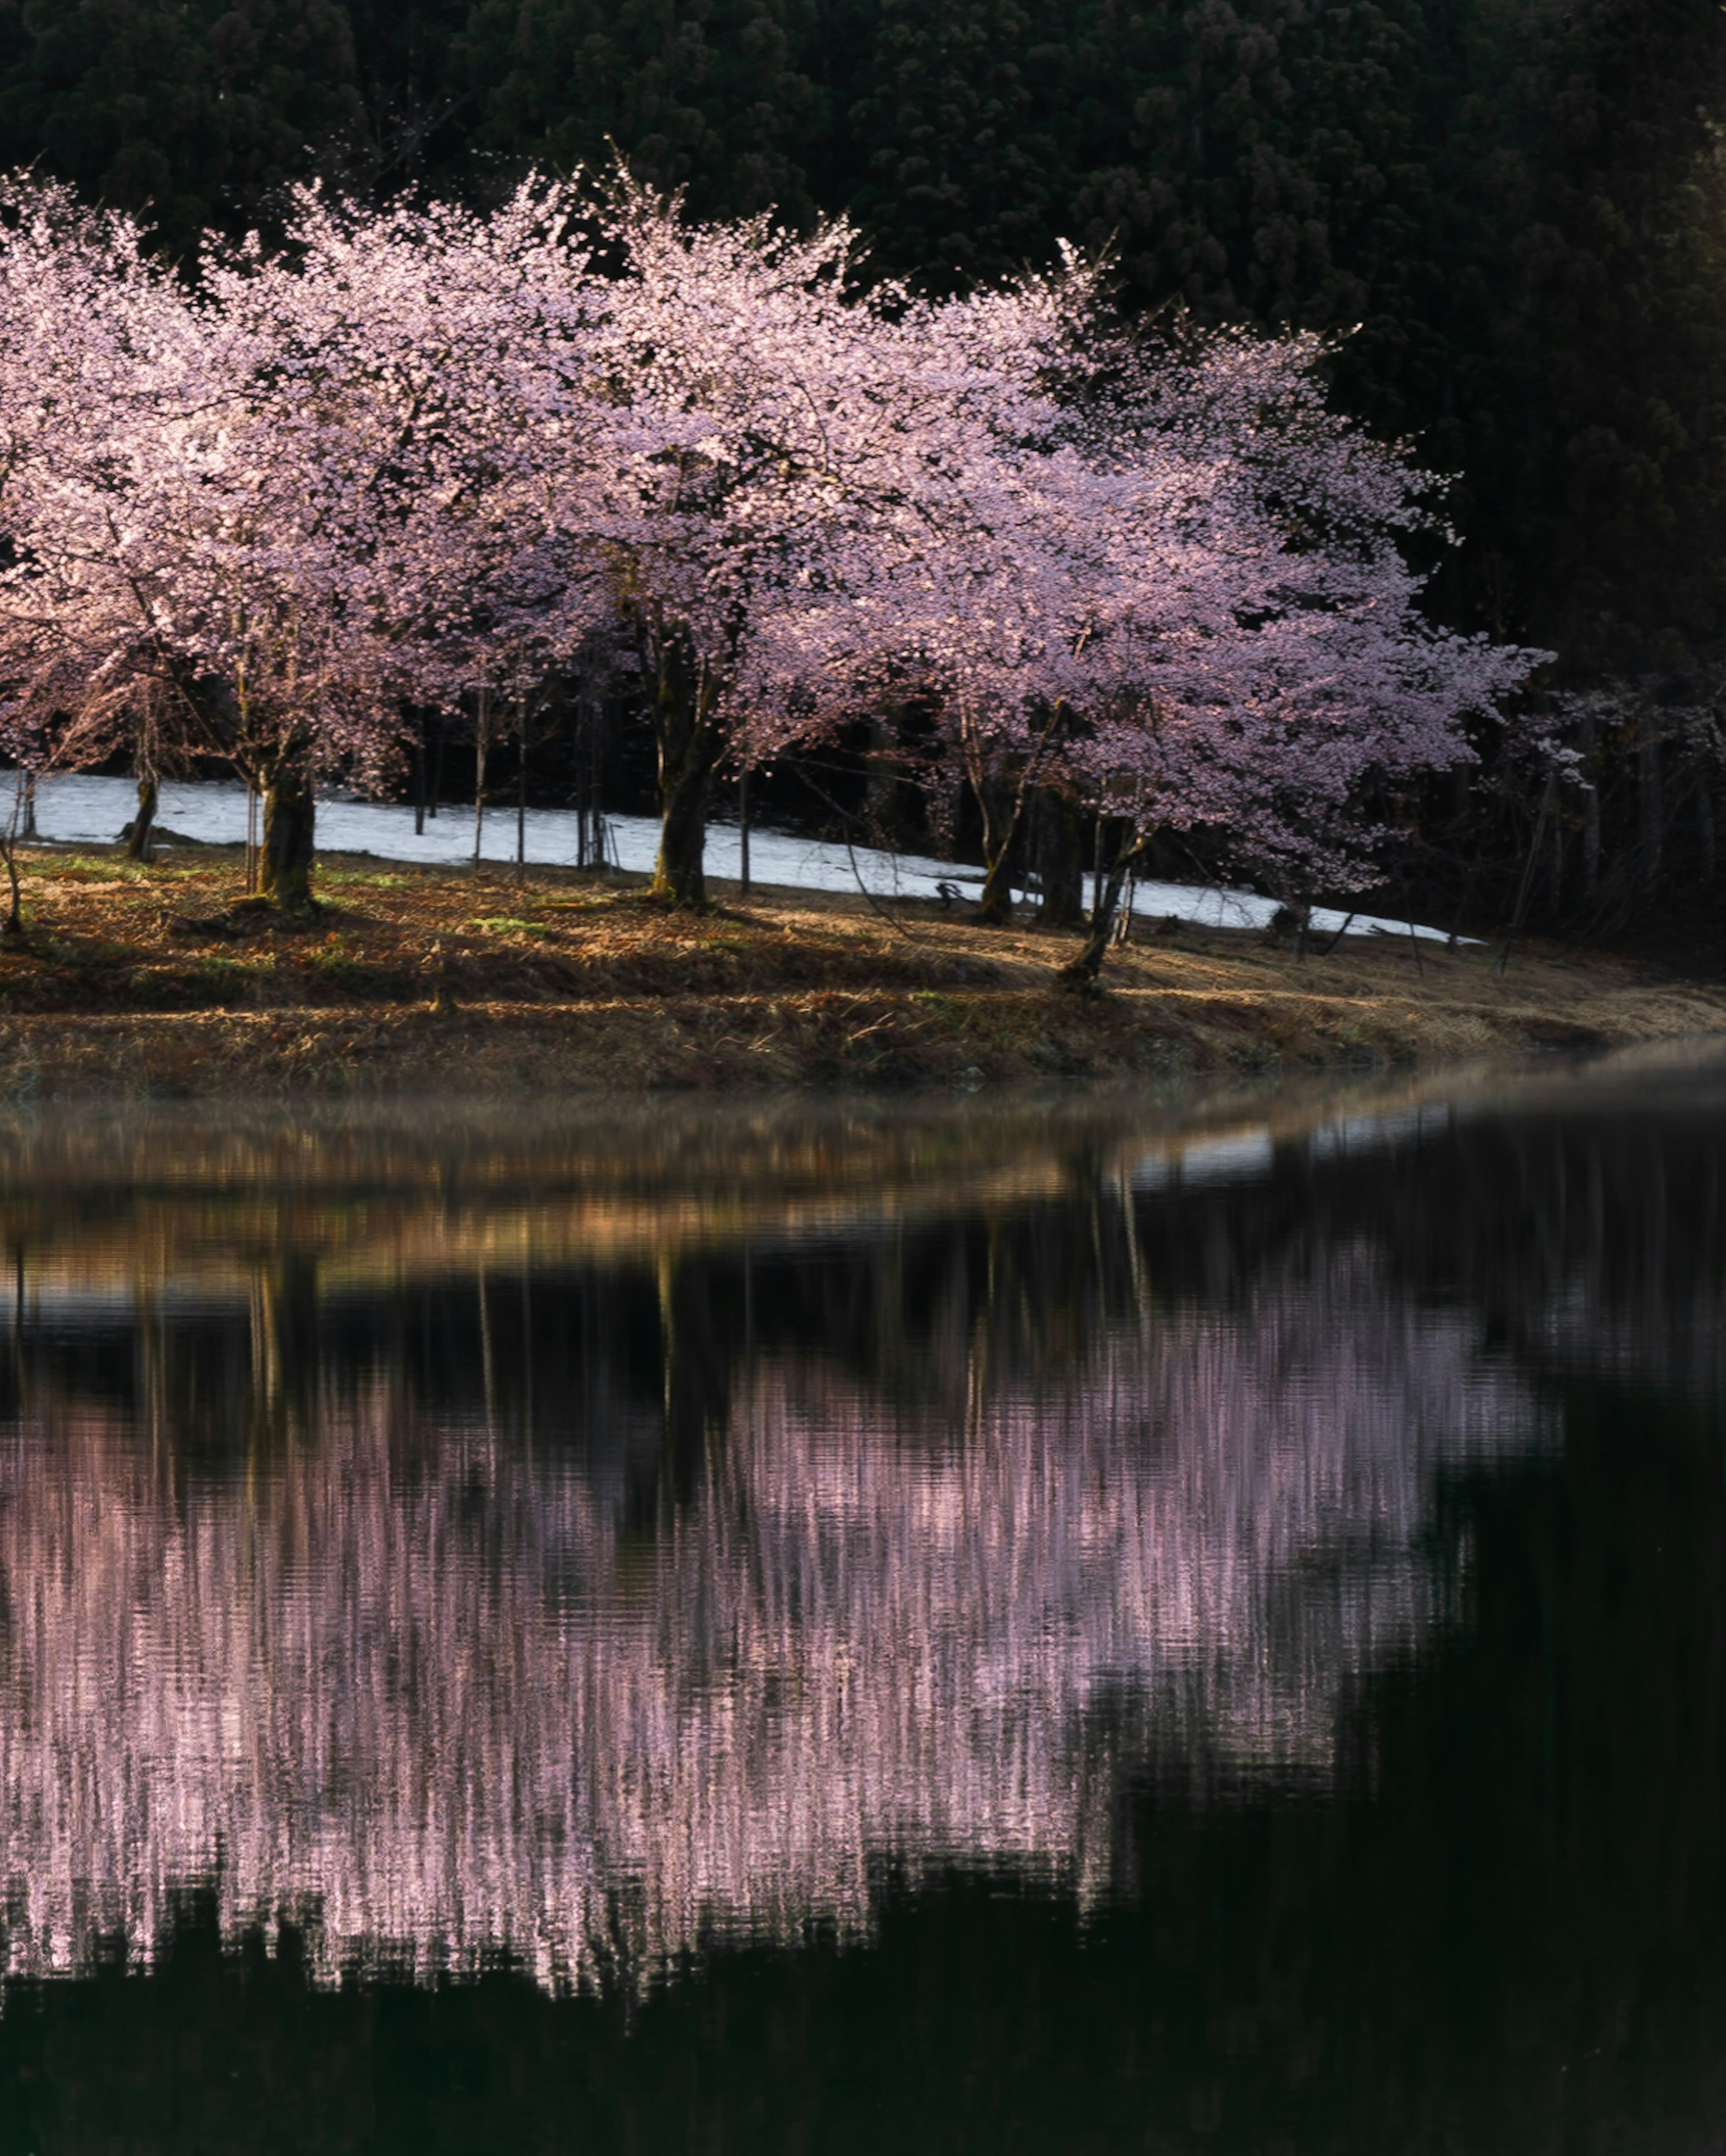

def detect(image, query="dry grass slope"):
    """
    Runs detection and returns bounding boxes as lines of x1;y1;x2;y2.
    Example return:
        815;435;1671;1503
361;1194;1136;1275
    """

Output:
0;844;1721;1100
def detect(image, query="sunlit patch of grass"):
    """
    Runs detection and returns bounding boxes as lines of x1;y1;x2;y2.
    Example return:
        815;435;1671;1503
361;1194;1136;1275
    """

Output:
36;855;125;878
323;871;409;890
469;917;550;938
305;934;373;985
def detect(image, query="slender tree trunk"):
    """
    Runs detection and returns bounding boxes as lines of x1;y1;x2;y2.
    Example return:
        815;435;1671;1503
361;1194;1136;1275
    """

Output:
1060;828;1140;987
1584;784;1601;901
413;733;427;837
1640;732;1664;890
738;767;751;895
0;836;19;937
20;773;36;840
428;717;444;820
472;692;490;873
123;772;158;862
261;764;316;910
516;704;528;878
1579;705;1600;900
1114;866;1138;943
1492;768;1555;976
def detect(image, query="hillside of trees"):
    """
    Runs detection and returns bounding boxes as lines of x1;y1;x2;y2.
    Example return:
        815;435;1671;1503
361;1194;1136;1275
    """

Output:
1;0;1724;930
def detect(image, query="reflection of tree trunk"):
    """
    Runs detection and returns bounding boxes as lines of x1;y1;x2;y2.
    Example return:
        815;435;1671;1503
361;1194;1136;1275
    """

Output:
1035;788;1085;929
248;1256;320;1444
261;765;316;910
123;772;158;862
645;1257;729;1525
479;1268;496;1433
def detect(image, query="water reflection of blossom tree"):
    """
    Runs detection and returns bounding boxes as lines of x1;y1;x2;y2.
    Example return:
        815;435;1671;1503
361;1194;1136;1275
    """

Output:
0;1250;1543;1992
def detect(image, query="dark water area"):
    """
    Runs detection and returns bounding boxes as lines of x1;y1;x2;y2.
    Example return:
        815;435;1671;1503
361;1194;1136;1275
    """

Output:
0;1053;1723;2153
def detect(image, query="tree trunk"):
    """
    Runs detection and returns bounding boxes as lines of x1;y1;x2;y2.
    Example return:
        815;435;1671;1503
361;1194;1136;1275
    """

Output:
653;751;719;905
472;694;490;872
0;837;19;938
975;846;1015;924
261;766;316;910
1640;732;1664;890
863;714;898;832
974;778;1025;926
649;645;723;907
123;772;158;862
1579;705;1600;899
516;704;528;877
1059;830;1139;988
1035;787;1085;929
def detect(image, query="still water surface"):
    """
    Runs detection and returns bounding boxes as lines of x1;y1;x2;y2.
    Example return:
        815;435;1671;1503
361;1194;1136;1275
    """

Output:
0;1055;1722;2152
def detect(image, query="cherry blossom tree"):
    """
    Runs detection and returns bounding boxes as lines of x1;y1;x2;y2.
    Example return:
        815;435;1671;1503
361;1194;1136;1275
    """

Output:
185;186;608;905
0;179;223;908
0;176;616;908
834;313;1546;976
0;166;1541;944
586;179;1121;906
1041;331;1547;980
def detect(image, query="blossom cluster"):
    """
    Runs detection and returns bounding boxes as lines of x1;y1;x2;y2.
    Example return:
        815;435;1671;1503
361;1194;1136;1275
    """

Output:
0;171;1542;900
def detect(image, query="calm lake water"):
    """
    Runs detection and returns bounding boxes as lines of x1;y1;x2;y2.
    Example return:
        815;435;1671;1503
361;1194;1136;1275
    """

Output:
0;1052;1722;2153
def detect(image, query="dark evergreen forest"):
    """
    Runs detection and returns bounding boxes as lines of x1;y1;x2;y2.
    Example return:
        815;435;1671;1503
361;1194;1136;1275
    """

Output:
3;0;1725;923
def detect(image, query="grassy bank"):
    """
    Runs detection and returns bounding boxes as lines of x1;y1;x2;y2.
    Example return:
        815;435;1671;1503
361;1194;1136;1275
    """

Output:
0;844;1721;1100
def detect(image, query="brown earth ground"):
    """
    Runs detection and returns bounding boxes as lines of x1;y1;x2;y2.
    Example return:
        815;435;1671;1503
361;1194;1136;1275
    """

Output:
0;839;1721;1100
